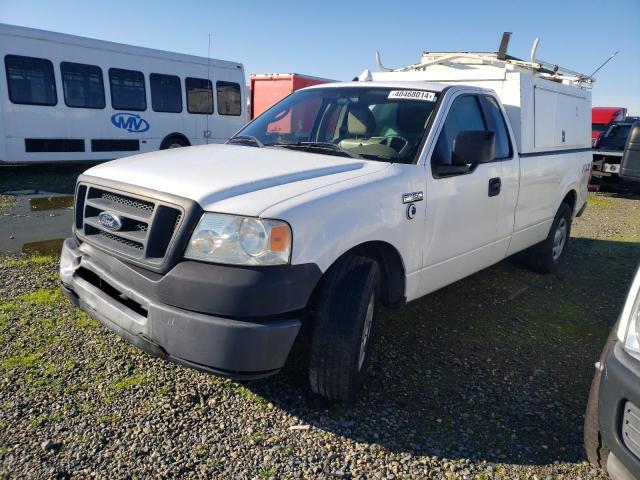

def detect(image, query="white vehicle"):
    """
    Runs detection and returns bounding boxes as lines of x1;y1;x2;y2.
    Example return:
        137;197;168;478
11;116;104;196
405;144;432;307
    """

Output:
0;23;245;163
60;36;592;401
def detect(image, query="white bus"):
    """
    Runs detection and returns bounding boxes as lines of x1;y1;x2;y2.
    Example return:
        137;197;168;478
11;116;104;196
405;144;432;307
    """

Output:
0;23;246;163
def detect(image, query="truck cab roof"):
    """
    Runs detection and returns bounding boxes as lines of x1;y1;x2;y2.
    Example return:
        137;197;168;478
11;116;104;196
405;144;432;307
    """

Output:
303;81;490;96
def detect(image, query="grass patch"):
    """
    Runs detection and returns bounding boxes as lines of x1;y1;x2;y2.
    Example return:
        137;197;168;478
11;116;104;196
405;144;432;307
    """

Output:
587;194;613;208
110;374;151;392
97;413;120;424
3;255;55;268
1;353;39;370
258;468;276;479
0;194;16;212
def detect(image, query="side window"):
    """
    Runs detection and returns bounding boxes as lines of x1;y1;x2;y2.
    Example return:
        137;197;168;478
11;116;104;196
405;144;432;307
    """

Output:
5;54;57;106
109;68;146;111
433;95;485;166
60;62;105;109
150;73;182;113
216;81;242;116
186;77;213;114
482;96;511;159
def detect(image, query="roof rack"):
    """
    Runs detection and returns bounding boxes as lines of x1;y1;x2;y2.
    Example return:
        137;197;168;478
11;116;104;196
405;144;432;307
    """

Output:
376;33;594;87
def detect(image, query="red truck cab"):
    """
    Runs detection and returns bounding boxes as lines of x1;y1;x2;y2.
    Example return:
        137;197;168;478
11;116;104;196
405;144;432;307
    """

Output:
592;107;627;146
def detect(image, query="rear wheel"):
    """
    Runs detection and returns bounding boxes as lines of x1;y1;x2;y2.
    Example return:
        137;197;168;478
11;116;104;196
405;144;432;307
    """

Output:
521;202;572;273
160;135;189;150
308;254;380;402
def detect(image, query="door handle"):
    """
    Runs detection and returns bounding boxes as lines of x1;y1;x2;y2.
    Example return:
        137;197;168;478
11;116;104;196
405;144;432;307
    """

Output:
488;177;501;197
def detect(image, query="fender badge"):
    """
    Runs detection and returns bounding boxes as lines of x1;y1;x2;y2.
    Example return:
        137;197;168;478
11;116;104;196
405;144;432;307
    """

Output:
402;192;423;204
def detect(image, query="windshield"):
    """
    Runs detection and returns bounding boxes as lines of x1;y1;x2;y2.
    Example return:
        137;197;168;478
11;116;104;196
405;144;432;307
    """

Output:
232;87;439;163
604;124;630;139
592;123;608;133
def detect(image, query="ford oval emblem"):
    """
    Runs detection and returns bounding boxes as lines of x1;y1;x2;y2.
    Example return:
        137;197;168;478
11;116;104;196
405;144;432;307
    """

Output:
98;211;123;231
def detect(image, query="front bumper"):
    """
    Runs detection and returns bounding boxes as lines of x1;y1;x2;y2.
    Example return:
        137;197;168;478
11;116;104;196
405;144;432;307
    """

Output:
60;238;312;379
598;340;640;479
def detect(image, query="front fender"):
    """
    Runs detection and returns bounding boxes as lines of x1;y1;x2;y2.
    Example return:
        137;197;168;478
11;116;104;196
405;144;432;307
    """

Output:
262;162;426;277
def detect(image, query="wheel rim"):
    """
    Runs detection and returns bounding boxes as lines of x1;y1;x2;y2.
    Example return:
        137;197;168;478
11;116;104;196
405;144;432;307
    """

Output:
168;142;183;149
552;217;567;261
358;292;375;371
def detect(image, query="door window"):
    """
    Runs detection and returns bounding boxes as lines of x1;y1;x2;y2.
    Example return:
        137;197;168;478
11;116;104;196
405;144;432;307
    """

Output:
481;95;512;159
432;95;486;167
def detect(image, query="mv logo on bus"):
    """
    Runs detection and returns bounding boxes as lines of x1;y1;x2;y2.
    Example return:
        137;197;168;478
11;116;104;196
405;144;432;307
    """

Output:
111;113;150;133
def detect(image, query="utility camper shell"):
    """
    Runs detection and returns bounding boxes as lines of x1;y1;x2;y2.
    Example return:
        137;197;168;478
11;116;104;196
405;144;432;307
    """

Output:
369;46;592;155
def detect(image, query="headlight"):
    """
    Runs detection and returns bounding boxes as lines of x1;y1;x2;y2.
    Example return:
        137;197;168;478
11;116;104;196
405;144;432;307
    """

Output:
620;267;640;360
184;213;291;266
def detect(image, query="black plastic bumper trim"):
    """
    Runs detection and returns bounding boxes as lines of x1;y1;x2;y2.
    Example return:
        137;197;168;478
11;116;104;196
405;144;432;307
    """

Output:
598;340;640;479
60;238;303;376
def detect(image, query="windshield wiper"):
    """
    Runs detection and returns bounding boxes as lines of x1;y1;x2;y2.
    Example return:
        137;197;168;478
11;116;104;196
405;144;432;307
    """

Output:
227;135;264;147
271;142;361;159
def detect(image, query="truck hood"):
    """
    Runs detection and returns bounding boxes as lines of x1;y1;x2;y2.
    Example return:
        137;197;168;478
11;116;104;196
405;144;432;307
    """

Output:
84;144;390;216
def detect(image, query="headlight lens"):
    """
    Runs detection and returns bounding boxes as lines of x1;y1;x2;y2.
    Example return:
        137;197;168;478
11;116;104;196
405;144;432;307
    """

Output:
621;268;640;360
184;213;291;265
623;289;640;359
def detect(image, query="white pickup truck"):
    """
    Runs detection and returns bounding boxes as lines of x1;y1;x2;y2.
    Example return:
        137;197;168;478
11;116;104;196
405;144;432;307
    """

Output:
60;47;592;401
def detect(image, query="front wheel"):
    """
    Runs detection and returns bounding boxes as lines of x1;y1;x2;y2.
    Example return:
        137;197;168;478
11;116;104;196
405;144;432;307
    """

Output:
521;202;573;274
308;255;380;402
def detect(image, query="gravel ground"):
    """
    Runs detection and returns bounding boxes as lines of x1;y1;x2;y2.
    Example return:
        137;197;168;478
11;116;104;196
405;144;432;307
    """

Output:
1;191;639;479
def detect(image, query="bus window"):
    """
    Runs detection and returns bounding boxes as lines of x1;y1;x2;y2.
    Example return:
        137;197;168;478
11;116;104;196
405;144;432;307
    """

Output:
217;81;241;116
150;73;182;113
60;62;105;109
186;77;213;114
5;54;57;106
109;68;146;111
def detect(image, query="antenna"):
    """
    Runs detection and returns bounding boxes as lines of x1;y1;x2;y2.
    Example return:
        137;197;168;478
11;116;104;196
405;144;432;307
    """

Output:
206;33;211;144
588;51;619;79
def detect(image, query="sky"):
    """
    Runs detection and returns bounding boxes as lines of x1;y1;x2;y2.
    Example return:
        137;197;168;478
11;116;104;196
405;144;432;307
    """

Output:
1;0;639;114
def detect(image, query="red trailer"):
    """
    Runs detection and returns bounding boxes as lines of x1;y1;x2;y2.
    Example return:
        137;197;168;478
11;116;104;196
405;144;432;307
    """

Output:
249;73;334;120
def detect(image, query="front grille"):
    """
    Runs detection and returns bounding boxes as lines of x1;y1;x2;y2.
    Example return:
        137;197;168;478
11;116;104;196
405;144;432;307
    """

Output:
101;192;154;212
75;184;184;267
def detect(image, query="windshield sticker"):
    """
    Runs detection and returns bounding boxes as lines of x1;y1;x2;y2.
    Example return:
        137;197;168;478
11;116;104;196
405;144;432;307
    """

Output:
388;90;437;102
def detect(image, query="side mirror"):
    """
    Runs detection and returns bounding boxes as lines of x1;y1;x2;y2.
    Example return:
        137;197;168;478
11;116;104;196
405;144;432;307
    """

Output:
451;131;496;165
620;122;640;181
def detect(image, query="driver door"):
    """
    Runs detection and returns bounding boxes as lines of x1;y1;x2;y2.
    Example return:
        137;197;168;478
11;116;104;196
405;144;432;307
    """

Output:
421;93;503;295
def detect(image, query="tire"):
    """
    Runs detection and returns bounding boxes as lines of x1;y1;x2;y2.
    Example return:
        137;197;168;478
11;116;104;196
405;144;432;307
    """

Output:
584;322;618;469
308;255;380;402
160;136;189;150
521;202;572;274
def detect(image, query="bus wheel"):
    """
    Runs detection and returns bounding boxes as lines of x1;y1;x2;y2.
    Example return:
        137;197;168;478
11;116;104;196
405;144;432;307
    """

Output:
160;135;189;150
